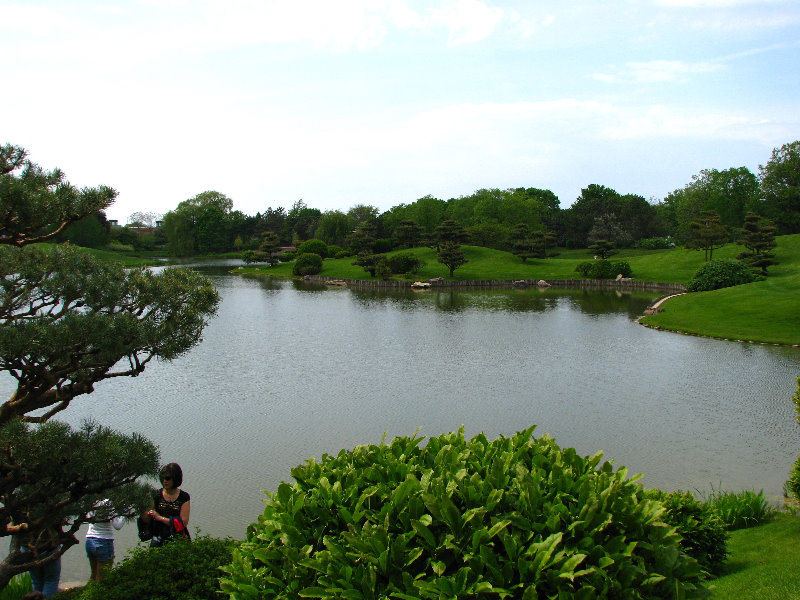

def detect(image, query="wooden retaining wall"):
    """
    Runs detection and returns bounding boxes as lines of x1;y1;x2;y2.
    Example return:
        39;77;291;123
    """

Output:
305;276;686;293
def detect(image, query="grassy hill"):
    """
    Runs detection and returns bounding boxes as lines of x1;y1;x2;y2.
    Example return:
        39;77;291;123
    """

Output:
640;235;800;345
241;235;800;345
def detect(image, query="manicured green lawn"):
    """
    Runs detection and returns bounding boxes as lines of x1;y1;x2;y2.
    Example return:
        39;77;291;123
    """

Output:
238;235;800;346
709;513;800;599
640;235;800;345
242;245;695;282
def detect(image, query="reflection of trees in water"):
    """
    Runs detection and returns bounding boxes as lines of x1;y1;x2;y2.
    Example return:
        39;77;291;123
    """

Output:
349;287;654;316
243;274;283;292
561;290;654;318
292;279;327;292
433;290;468;312
349;289;420;310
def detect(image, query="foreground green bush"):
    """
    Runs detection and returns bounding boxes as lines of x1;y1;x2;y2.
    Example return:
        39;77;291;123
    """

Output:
645;490;728;574
0;573;31;600
221;427;706;599
785;456;800;502
686;260;754;292
79;536;234;600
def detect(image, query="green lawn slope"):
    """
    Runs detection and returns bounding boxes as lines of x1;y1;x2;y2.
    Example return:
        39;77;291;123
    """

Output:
640;235;800;345
710;513;800;599
242;245;695;282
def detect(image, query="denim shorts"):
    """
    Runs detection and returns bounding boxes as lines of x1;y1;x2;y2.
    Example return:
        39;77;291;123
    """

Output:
85;537;115;562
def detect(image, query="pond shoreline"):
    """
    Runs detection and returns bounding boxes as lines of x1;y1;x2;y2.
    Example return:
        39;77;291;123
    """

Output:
304;274;798;347
303;275;687;293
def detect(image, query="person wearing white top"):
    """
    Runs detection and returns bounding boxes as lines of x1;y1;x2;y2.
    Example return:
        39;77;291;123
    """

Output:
85;500;125;582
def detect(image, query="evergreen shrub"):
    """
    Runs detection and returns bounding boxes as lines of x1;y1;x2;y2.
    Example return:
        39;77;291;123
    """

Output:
386;252;423;275
686;260;754;292
373;238;394;253
292;253;323;276
297;239;329;258
79;536;234;600
644;489;728;574
221;427;706;599
279;251;296;262
574;260;632;279
638;238;672;250
241;250;268;264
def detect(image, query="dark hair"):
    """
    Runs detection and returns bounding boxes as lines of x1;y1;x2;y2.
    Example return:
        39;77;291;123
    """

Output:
24;592;46;600
159;462;183;487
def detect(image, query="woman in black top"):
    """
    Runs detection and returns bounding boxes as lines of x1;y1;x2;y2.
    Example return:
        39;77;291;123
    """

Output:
145;463;190;546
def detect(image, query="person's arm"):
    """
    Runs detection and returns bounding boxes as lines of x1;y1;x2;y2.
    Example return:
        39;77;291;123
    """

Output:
180;500;190;527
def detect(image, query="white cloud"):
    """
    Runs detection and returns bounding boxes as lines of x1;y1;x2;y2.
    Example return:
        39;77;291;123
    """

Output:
654;0;782;6
427;0;504;46
593;60;723;83
0;3;73;34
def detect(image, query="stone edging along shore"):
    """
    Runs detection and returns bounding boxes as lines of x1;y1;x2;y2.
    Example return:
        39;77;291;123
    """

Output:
303;275;687;293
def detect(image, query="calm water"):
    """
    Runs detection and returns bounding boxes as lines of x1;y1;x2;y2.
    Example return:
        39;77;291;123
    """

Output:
4;261;800;585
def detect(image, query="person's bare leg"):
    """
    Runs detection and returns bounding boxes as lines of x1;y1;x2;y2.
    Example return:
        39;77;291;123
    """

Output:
89;557;99;582
96;559;113;582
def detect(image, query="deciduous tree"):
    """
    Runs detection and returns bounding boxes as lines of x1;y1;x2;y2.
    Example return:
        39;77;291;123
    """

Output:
760;140;800;234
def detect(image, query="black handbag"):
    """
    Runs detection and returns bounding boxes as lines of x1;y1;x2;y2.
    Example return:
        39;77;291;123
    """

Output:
136;516;154;541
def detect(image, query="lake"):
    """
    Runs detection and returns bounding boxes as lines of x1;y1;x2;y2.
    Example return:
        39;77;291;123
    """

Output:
4;260;800;586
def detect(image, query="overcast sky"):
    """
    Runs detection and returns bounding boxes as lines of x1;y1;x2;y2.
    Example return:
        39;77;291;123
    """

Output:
3;0;799;223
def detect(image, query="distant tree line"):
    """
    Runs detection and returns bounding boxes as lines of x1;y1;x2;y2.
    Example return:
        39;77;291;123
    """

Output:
59;140;800;260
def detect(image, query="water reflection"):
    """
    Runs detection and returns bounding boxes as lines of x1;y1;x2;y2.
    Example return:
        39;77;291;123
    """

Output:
346;286;654;316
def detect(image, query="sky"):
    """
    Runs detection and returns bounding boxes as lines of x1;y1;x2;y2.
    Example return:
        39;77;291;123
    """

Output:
2;0;799;223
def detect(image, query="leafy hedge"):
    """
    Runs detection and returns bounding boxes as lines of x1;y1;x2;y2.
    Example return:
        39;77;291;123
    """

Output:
686;260;754;292
221;427;706;599
644;490;727;574
78;536;234;600
575;260;632;279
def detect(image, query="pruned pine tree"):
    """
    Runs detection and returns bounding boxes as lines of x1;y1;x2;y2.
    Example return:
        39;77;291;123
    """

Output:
737;212;777;275
437;241;467;277
0;143;220;590
687;210;728;261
